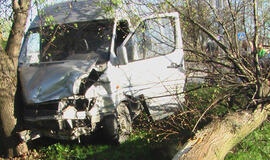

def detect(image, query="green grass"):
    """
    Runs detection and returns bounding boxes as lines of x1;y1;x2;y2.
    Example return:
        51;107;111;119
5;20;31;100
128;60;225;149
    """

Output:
36;119;270;160
225;121;270;160
37;131;175;160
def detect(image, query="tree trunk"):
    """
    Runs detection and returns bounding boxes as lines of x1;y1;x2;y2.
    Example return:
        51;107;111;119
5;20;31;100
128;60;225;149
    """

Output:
0;0;31;157
173;82;270;160
173;106;269;160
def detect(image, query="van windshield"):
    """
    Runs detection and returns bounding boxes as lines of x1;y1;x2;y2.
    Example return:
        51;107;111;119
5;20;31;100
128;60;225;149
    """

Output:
26;19;113;63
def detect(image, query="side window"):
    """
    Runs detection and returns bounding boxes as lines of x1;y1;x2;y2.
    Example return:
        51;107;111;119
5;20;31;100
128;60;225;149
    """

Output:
115;20;130;53
126;17;176;62
19;32;41;64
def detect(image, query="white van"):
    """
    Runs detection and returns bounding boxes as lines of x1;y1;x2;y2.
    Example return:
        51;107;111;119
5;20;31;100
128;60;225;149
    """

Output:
18;0;186;143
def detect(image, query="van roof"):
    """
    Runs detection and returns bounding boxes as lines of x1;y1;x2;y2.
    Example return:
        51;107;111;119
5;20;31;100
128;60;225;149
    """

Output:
29;0;111;29
29;0;154;29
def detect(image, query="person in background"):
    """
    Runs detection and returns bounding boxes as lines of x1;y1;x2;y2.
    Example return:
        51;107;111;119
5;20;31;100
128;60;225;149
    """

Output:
258;43;266;58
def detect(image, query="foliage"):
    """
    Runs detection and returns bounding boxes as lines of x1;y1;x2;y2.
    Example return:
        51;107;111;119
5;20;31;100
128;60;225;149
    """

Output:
0;40;7;50
0;19;11;49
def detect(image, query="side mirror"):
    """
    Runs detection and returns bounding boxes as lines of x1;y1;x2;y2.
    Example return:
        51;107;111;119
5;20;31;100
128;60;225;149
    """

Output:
116;46;128;65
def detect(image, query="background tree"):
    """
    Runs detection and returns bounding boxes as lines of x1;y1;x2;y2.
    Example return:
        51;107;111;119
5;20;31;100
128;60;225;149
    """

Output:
0;0;31;157
169;0;270;159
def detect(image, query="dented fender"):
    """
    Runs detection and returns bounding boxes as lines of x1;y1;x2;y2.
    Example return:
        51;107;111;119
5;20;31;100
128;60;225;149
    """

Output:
85;71;126;114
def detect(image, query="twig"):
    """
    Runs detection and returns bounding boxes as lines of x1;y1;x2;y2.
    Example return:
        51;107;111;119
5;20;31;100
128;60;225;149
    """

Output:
192;94;230;132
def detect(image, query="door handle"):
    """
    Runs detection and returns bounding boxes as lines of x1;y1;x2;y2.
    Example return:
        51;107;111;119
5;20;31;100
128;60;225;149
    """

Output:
167;62;182;68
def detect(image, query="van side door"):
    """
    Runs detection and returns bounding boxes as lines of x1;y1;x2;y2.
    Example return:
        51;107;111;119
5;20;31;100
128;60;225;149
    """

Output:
114;13;186;120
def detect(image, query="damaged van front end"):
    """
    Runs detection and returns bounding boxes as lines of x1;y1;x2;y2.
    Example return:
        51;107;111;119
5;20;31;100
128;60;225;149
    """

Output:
19;59;108;140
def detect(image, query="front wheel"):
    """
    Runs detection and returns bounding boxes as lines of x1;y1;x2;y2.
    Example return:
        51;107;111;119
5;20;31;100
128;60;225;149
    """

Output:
116;103;132;143
102;103;132;144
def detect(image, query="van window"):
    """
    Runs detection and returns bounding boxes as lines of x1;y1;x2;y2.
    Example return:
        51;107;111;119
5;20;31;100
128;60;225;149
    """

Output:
20;20;114;64
115;20;130;53
19;31;41;64
126;17;176;62
26;33;41;63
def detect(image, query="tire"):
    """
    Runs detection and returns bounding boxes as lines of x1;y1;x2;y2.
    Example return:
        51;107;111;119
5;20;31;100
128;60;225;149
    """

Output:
102;103;132;144
116;103;132;143
102;115;119;142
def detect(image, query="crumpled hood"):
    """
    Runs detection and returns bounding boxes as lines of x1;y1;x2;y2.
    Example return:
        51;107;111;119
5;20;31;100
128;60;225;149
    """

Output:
19;59;97;104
